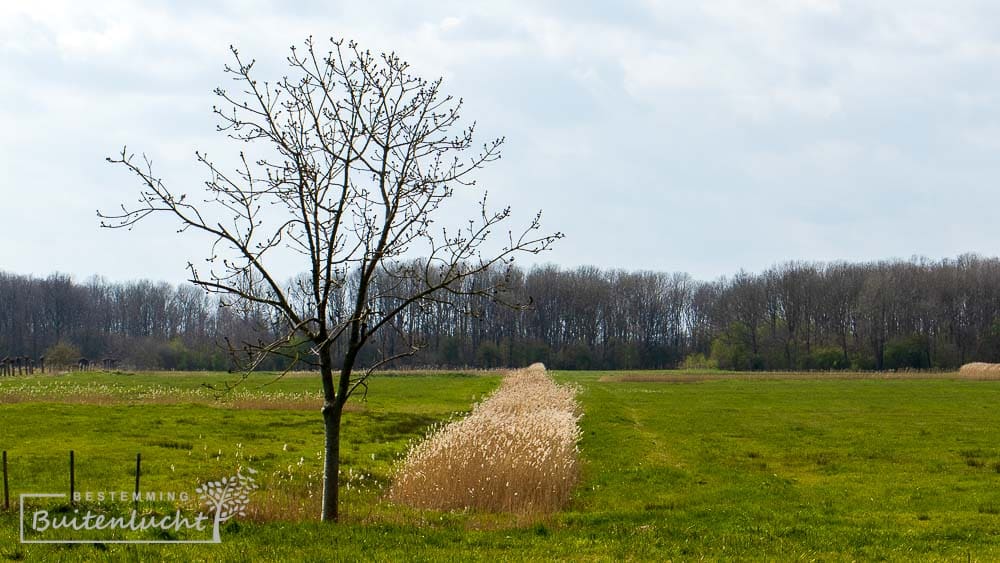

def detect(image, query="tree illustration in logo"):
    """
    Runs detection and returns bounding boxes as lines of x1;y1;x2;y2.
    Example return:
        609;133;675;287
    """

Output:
196;468;258;542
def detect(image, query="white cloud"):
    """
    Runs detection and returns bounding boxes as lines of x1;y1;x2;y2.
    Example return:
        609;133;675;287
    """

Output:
5;0;1000;281
440;16;461;31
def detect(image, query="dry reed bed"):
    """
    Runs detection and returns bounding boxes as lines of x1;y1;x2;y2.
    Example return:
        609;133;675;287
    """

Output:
387;363;582;514
958;362;1000;379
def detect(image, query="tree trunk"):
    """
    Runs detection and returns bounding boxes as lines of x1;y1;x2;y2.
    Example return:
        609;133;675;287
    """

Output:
319;341;342;522
321;399;343;521
840;328;849;366
320;342;358;522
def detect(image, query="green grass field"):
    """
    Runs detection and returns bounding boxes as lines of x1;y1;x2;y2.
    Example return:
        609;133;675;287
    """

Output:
3;369;1000;560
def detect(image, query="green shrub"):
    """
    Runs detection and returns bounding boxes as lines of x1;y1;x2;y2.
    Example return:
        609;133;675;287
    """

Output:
885;335;930;370
681;353;718;370
475;341;504;368
710;323;761;370
45;341;81;367
807;347;850;370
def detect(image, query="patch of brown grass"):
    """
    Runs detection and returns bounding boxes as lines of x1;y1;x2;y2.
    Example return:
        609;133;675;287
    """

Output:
0;381;364;411
602;374;714;383
244;456;323;522
599;369;993;383
387;363;581;514
139;368;498;379
2;395;364;412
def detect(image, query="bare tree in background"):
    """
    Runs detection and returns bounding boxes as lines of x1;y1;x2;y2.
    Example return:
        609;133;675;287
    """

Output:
99;36;561;522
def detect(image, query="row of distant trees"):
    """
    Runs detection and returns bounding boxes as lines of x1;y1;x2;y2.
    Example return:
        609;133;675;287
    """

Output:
0;272;260;370
3;253;1000;371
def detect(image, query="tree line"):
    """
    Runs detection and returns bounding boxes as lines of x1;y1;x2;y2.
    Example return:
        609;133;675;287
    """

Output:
3;253;1000;371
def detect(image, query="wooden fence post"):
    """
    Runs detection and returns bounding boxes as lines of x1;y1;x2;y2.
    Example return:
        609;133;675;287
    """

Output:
3;450;9;511
69;450;75;504
134;453;141;511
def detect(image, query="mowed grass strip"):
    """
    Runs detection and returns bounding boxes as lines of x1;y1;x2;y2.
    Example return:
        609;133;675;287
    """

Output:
4;372;1000;560
558;373;1000;560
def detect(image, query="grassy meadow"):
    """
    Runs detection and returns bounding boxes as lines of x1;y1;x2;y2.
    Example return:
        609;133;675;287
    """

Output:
2;369;1000;560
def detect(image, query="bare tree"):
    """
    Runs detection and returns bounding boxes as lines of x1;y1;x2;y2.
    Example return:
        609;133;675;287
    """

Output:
99;36;561;521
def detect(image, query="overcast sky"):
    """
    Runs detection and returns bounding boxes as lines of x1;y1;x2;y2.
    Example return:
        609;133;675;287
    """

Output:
4;0;1000;284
